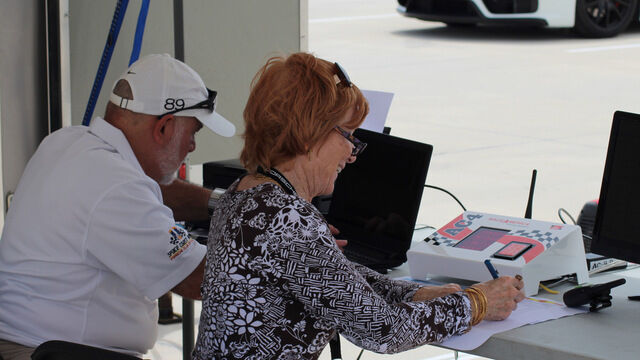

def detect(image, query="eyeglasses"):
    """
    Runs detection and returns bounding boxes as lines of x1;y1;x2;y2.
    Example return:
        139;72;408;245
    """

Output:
157;88;217;119
334;126;367;156
334;62;352;88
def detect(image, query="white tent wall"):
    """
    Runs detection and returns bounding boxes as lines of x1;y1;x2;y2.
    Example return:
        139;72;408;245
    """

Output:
0;0;306;224
68;0;306;164
0;0;50;222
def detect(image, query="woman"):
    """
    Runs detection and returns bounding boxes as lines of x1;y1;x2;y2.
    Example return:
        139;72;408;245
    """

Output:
193;52;524;359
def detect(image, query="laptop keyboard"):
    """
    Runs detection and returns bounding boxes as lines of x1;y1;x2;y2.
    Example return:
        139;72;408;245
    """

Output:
343;247;391;274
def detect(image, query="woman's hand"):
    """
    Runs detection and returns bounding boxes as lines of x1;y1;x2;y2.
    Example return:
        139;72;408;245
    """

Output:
412;283;462;301
472;276;525;321
329;224;347;251
334;239;347;251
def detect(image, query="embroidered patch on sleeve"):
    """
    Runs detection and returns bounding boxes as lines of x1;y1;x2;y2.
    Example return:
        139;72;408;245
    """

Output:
168;226;194;260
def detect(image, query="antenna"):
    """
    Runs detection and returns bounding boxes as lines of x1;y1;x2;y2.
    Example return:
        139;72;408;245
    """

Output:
524;169;537;219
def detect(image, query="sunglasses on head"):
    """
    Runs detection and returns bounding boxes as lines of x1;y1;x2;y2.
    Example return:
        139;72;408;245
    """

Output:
334;62;352;88
157;88;217;119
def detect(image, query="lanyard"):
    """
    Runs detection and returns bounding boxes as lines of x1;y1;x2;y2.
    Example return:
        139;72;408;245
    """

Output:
256;166;297;195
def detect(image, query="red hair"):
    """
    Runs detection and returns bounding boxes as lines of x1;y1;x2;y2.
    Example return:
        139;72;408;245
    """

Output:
240;52;369;172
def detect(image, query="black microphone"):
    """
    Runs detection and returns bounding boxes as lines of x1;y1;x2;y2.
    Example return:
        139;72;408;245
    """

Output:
563;278;626;311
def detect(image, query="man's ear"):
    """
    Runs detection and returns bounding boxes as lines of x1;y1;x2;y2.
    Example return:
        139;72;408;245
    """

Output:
153;114;176;145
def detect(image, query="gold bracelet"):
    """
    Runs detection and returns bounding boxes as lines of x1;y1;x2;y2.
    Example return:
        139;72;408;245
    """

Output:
470;286;488;324
464;288;481;326
471;287;487;324
465;287;487;326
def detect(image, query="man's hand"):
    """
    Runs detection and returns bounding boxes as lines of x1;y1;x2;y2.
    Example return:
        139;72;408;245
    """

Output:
412;283;463;301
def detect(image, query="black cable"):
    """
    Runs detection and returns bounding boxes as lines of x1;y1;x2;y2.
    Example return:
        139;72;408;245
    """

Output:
424;185;466;211
557;208;577;225
414;225;436;231
356;349;364;360
557;208;593;244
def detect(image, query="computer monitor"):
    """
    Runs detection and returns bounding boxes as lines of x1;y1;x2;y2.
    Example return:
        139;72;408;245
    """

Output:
325;128;433;270
591;111;640;264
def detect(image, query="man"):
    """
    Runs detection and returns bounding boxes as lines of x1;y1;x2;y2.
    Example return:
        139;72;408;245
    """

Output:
0;54;234;359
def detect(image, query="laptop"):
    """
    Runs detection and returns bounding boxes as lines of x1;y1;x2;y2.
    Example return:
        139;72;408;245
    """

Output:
325;128;433;272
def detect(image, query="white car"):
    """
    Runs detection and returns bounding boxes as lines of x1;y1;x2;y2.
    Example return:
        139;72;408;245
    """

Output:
397;0;639;38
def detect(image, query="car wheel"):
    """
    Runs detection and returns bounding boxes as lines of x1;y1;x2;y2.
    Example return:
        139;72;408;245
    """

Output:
575;0;638;38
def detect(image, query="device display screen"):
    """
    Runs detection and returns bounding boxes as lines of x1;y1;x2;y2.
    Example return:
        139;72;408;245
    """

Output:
591;112;640;264
454;227;509;251
493;241;532;260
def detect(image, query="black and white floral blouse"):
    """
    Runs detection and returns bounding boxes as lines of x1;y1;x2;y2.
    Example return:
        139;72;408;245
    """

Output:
193;182;472;360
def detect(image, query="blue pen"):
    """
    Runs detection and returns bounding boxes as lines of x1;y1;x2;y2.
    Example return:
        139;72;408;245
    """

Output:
484;259;500;279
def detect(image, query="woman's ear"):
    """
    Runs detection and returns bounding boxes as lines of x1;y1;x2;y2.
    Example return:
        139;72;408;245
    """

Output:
153;114;176;145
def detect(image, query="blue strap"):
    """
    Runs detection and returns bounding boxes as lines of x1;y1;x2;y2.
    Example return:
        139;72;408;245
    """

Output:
129;0;150;66
82;0;129;126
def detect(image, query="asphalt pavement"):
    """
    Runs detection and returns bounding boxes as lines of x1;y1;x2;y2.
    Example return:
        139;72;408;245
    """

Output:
310;0;640;230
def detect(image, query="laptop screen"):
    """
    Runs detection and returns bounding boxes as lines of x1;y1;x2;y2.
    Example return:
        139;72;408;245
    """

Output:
326;128;433;268
591;111;640;264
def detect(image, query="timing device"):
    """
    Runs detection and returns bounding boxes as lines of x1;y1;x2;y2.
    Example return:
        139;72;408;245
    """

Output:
407;211;589;296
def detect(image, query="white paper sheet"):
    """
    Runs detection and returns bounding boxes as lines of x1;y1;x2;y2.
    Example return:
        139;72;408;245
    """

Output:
396;276;588;351
360;89;394;133
441;297;587;351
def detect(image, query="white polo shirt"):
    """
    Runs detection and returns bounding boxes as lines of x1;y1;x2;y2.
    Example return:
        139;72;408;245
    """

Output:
0;117;206;356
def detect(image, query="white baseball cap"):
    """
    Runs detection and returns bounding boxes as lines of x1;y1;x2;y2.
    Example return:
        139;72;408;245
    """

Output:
109;53;235;137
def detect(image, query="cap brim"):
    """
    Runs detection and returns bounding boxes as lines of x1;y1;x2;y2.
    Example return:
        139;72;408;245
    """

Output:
183;109;236;137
